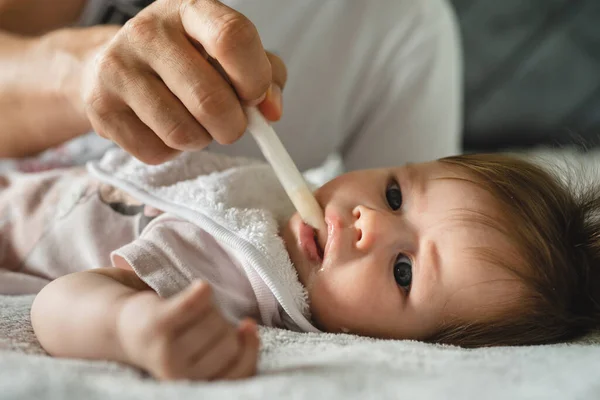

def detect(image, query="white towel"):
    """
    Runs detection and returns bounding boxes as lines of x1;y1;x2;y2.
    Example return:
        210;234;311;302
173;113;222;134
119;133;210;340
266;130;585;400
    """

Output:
1;295;600;400
88;149;319;333
2;148;600;399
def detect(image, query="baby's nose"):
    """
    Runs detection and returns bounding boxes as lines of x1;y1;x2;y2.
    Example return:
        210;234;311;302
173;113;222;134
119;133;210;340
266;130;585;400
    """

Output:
352;205;390;252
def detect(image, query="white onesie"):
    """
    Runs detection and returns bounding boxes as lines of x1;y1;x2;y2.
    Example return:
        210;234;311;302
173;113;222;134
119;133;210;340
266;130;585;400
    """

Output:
0;150;317;332
89;149;318;332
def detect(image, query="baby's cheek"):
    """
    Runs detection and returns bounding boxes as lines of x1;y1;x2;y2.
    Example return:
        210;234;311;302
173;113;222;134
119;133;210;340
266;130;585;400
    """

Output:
308;276;369;333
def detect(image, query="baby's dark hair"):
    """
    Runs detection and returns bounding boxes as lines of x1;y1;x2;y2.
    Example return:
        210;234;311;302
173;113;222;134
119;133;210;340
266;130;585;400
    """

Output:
426;153;600;348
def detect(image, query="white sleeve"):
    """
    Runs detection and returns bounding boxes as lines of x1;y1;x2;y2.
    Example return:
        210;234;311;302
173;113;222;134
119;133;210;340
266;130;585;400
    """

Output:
214;0;462;170
77;0;462;170
111;216;202;298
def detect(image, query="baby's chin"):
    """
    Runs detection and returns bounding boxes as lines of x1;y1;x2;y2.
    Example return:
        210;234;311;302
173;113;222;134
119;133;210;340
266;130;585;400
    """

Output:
305;294;359;335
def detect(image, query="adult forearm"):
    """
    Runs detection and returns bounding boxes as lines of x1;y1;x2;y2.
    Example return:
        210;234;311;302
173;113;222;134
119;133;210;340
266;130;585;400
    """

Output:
0;27;117;157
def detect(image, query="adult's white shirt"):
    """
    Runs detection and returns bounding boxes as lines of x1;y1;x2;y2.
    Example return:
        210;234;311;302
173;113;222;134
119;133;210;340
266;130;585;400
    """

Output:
79;0;462;171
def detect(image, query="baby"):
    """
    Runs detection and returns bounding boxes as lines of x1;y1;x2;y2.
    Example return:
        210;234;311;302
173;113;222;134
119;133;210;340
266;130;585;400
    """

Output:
1;150;597;381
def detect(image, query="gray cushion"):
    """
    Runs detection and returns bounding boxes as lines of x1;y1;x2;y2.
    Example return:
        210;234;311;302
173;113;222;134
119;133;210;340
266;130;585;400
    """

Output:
453;0;600;150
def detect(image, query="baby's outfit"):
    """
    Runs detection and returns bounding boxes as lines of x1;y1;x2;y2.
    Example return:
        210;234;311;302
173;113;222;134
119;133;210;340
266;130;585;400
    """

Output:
0;150;318;332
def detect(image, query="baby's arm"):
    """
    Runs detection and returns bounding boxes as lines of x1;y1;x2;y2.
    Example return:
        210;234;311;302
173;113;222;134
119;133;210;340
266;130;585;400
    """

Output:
31;268;259;380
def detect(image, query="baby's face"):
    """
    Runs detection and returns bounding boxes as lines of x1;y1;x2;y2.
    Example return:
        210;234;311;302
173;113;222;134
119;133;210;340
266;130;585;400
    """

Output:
281;161;524;340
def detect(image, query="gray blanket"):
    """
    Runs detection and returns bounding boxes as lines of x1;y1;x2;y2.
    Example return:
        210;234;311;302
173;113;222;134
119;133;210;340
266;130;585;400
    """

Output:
2;295;600;400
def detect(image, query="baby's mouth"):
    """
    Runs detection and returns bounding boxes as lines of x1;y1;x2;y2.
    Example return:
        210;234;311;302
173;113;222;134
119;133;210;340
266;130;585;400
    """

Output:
313;221;329;261
313;231;325;260
298;221;327;264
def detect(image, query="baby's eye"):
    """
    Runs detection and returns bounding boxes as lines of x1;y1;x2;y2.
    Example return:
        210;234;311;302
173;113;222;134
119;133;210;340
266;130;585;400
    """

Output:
393;254;412;292
386;179;403;211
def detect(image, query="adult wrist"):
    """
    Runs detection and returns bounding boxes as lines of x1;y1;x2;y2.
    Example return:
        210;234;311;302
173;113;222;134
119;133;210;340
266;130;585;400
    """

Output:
39;26;119;124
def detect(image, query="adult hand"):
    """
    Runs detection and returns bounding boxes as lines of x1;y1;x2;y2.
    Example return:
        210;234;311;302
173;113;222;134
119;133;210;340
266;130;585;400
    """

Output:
81;0;287;164
119;281;260;381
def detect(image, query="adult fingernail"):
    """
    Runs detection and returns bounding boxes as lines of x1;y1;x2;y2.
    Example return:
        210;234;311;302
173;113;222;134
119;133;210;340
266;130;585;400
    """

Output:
267;84;282;115
247;92;267;107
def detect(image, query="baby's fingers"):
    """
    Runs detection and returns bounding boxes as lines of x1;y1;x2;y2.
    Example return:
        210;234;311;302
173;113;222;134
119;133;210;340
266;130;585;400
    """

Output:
161;281;212;330
189;328;241;380
172;308;229;359
222;319;260;380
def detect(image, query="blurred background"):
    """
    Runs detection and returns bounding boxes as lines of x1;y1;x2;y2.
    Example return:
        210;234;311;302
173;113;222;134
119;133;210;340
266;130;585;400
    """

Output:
452;0;600;152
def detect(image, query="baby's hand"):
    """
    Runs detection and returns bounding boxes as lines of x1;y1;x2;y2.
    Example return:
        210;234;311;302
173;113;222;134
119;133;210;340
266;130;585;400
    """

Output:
117;282;259;381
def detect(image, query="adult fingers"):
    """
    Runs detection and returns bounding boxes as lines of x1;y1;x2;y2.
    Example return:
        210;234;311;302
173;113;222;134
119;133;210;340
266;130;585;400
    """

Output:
267;52;287;90
258;52;288;121
143;29;247;145
121;72;214;150
86;96;179;165
222;319;260;380
179;0;271;105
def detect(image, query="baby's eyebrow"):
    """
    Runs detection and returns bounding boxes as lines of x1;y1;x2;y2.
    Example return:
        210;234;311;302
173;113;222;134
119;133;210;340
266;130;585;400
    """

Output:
404;163;418;186
404;165;443;295
428;240;442;282
403;163;427;212
420;239;442;294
